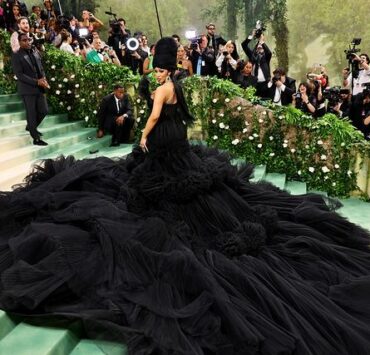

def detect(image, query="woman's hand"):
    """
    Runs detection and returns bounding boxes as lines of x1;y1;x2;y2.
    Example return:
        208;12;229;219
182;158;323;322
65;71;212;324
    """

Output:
301;93;309;103
140;136;149;153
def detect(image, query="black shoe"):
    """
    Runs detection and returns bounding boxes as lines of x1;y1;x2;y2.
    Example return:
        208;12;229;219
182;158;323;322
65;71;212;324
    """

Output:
33;139;48;146
110;141;120;147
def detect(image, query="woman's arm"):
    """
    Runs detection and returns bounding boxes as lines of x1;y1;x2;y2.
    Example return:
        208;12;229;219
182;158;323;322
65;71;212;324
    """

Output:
143;57;152;75
140;86;167;151
188;60;193;76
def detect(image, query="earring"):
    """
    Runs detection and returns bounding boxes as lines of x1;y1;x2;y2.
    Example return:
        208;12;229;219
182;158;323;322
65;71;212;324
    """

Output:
166;75;172;82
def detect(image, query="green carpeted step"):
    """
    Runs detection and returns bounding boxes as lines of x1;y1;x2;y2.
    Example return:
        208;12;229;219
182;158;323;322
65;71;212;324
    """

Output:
250;165;266;182
231;158;245;167
0;94;21;103
338;197;370;231
0;322;79;355
285;180;307;195
40;114;70;127
0;311;20;341
309;190;328;197
263;173;286;190
0;111;26;124
0;102;24;113
85;144;133;160
70;339;128;355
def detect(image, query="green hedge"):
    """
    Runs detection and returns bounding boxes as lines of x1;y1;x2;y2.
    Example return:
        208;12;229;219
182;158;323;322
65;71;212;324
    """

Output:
1;30;370;197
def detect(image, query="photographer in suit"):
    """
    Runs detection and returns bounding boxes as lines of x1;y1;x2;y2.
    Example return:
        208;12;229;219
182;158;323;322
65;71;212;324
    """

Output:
11;32;49;145
266;67;296;106
97;84;134;146
242;29;272;97
189;34;215;76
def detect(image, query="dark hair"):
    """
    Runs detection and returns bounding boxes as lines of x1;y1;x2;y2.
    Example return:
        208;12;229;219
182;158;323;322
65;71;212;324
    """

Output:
18;32;28;41
299;82;311;93
150;44;155;51
360;53;370;64
113;84;124;90
117;18;126;24
60;29;71;42
32;6;41;11
172;34;180;41
273;67;286;76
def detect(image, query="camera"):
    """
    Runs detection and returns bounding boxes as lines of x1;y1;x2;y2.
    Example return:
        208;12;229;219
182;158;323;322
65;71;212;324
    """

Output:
362;82;370;96
323;86;341;106
222;51;228;56
294;93;301;99
254;20;266;39
190;36;202;50
272;73;281;84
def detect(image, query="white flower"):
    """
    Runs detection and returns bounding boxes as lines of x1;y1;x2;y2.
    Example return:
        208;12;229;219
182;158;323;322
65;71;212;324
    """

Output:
284;139;288;143
262;111;267;115
13;75;17;80
81;98;85;102
67;90;72;94
59;101;63;106
84;116;89;122
332;182;336;186
212;119;217;124
279;115;284;120
269;152;275;157
237;106;242;111
51;77;55;81
139;110;145;114
213;135;218;140
305;145;310;149
218;113;224;117
322;166;330;173
253;133;258;138
219;122;225;129
75;94;80;98
347;170;352;176
58;84;62;88
244;121;249;126
136;117;141;122
242;128;248;133
309;167;315;173
269;136;274;141
321;154;327;160
93;110;97;114
51;65;56;69
297;170;302;175
136;98;141;103
248;136;254;140
257;143;262;148
334;164;340;169
70;74;75;79
290;148;296;153
225;98;230;103
232;138;240;145
341;142;345;147
324;176;329;180
67;106;71;111
63;78;68;82
317;140;323;145
98;85;103;89
75;84;79;88
212;98;218;103
258;118;264;123
283;143;288;148
225;125;229;130
55;90;60;95
91;91;95;95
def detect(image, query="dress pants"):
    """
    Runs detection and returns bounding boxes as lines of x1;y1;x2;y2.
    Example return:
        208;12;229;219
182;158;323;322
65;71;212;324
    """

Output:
22;94;48;140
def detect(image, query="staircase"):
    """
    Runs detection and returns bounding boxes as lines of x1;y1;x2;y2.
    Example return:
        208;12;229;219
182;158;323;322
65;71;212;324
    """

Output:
1;93;370;354
0;94;132;191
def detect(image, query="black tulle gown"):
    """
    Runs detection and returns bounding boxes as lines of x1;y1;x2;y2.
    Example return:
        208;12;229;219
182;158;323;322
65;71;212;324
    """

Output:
1;101;370;355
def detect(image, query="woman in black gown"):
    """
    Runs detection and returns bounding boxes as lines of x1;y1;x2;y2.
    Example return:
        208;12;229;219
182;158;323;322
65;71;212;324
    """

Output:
1;37;370;355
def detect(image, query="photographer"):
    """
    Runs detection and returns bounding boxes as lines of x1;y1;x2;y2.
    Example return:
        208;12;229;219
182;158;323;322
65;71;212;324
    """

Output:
215;40;239;83
349;87;370;138
79;9;103;32
189;34;215;76
205;23;226;76
266;67;296;106
292;83;317;115
241;28;272;97
107;18;131;65
235;60;258;89
326;88;351;118
343;53;370;97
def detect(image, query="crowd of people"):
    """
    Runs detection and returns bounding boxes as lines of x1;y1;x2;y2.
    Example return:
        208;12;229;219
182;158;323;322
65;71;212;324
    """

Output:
2;0;370;145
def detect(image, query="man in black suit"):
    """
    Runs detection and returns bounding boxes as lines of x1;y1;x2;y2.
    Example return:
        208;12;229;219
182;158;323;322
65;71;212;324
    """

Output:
97;84;134;146
241;31;272;97
266;67;296;106
11;32;49;145
205;23;225;76
190;35;215;76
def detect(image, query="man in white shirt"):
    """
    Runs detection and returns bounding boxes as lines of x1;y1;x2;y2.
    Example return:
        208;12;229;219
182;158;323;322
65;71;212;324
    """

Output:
343;53;370;96
10;17;30;53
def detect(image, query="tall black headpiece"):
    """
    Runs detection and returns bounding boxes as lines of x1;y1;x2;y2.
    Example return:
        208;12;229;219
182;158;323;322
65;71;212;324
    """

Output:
153;37;177;71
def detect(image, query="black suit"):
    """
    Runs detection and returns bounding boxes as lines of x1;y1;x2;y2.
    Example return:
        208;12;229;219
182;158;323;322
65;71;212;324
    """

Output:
190;48;215;76
266;77;296;106
97;93;134;143
206;34;226;76
11;47;48;140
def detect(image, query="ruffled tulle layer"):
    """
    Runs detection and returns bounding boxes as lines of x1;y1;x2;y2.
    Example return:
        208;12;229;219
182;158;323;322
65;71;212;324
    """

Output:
1;145;370;354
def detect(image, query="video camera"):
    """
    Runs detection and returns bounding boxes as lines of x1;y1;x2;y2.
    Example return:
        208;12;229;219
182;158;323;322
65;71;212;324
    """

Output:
190;36;202;50
272;73;282;84
344;38;361;61
323;86;342;106
254;20;266;39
